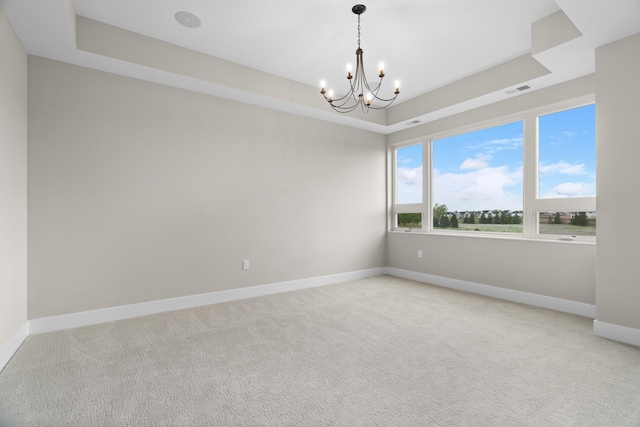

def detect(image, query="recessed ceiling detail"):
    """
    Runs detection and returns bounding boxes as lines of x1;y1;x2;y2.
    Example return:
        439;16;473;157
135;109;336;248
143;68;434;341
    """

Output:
175;11;201;29
3;0;640;134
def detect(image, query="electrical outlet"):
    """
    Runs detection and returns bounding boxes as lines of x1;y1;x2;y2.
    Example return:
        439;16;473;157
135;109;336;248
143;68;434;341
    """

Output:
242;260;250;270
418;250;423;258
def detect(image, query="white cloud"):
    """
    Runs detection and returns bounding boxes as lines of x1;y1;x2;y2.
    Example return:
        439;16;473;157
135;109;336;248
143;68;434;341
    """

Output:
539;161;586;176
433;165;523;211
460;158;488;170
397;165;423;204
547;131;576;145
541;182;596;198
460;154;492;170
549;131;578;145
467;137;523;154
398;165;422;185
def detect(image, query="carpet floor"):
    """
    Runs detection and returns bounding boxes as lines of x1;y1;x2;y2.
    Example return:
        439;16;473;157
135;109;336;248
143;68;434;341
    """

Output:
1;275;640;426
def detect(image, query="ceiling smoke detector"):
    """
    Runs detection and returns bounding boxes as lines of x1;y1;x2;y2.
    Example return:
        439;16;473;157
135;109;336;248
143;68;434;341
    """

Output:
175;11;201;28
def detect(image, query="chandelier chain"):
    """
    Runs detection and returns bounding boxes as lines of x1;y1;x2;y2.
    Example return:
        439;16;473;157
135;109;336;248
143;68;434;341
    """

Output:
357;14;361;49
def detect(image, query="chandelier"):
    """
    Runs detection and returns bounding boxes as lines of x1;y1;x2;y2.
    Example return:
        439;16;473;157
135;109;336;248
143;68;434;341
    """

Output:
320;4;400;113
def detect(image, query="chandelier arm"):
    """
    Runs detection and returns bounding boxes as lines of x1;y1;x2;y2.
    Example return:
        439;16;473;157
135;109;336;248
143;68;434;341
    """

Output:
366;98;399;109
323;89;361;110
366;80;381;92
336;104;361;113
333;96;358;109
368;92;399;103
342;87;361;105
327;90;354;104
328;99;362;113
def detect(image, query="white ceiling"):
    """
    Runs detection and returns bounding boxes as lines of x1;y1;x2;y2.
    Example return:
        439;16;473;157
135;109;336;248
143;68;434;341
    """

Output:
72;0;559;99
2;0;640;134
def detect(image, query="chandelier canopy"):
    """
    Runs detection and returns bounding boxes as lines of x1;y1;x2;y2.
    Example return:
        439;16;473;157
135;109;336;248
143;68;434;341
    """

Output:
320;4;400;113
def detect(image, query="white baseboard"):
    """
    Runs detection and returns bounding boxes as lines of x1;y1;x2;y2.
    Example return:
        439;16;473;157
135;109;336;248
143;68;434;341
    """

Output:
22;267;640;350
29;267;386;335
383;267;597;318
0;322;29;373
594;320;640;347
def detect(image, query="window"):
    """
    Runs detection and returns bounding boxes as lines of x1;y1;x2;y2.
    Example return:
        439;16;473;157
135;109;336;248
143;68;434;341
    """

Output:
531;103;596;239
432;121;524;233
394;144;423;229
538;212;596;237
396;144;422;204
538;105;596;200
391;99;596;241
397;213;422;228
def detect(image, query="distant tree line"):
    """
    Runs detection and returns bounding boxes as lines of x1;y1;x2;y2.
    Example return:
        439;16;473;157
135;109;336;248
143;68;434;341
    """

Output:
397;213;422;227
402;206;592;229
548;211;592;226
571;212;589;226
434;204;522;228
472;210;522;225
433;204;458;228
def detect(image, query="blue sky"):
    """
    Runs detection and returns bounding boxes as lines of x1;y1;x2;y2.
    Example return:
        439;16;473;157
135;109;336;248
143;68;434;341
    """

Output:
397;104;596;211
538;104;596;199
396;143;423;204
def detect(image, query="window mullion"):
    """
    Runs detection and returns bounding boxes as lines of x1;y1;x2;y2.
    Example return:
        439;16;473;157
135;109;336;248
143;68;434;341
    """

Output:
424;139;431;231
523;112;538;238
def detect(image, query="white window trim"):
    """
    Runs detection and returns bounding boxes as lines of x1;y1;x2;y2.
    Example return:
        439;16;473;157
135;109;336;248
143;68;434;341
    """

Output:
390;95;596;243
391;140;426;230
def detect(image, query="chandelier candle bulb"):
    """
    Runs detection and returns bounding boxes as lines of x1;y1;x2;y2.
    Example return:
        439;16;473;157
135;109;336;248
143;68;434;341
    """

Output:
319;4;400;113
320;80;326;94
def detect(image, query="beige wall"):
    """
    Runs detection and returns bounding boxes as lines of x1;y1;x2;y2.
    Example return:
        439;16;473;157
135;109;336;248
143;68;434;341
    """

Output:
595;32;640;329
15;14;640;337
0;9;28;350
388;75;594;145
27;57;386;319
386;76;597;305
388;234;595;304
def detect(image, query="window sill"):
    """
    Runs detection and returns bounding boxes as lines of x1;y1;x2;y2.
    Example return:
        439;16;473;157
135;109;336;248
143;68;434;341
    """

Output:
389;229;596;245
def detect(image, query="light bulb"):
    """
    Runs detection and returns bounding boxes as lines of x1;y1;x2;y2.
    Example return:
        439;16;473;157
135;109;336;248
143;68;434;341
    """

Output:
379;62;384;73
365;93;373;105
394;80;400;94
328;89;334;100
346;63;353;79
320;80;326;90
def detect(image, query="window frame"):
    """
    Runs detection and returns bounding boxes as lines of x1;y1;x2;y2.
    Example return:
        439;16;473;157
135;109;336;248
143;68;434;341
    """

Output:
390;95;596;242
392;142;426;230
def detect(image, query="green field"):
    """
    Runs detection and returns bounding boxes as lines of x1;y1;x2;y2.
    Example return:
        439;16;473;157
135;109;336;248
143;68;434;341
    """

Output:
398;212;596;236
538;223;596;236
432;222;596;236
446;223;523;233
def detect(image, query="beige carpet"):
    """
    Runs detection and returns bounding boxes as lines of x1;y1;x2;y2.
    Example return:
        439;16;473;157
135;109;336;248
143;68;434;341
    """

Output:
1;275;640;426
